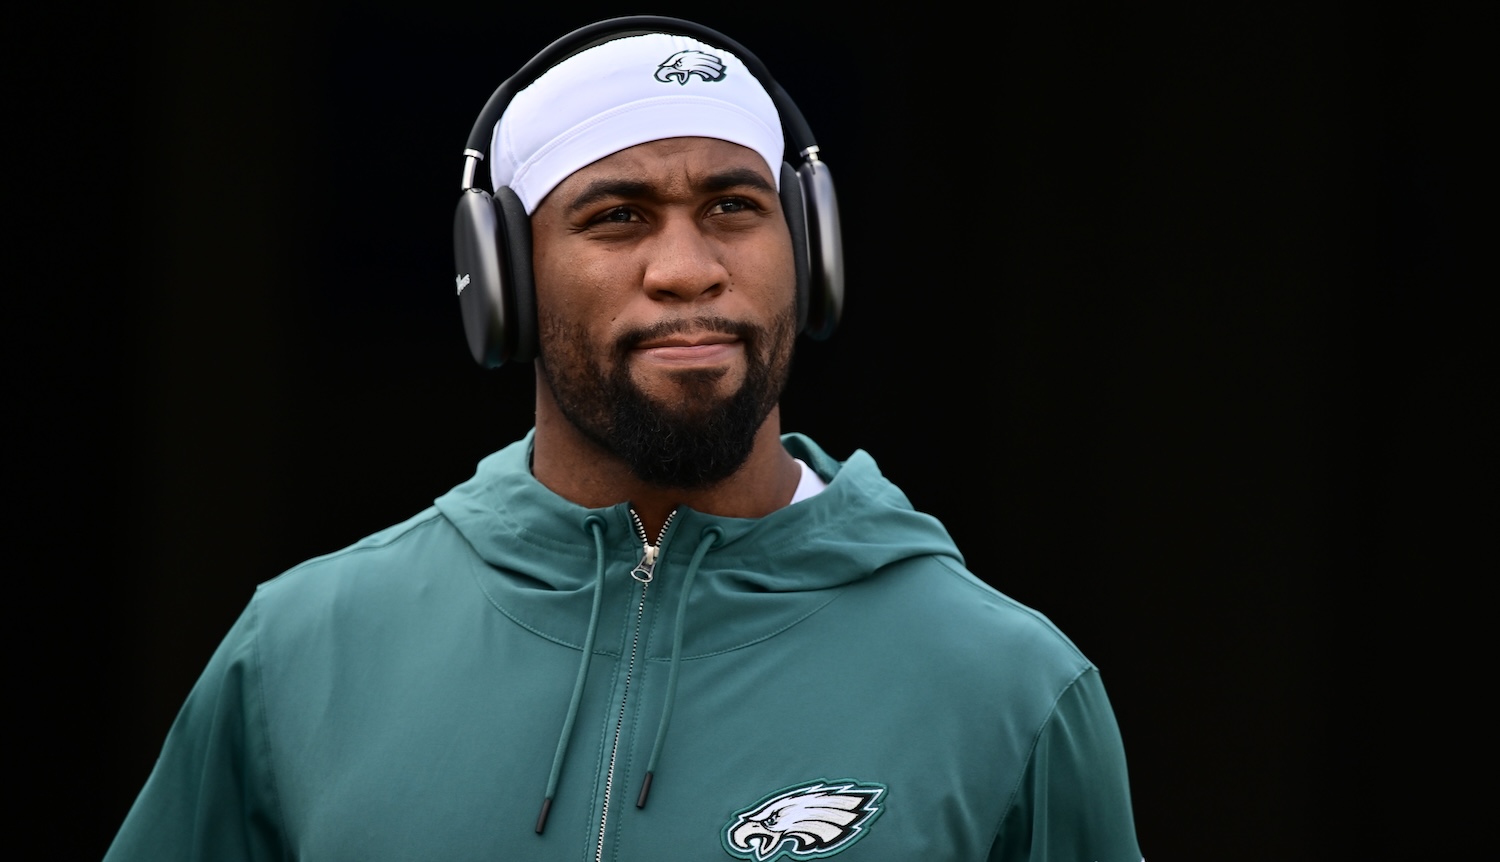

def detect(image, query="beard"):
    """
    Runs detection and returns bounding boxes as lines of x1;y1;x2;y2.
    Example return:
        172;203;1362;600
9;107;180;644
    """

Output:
537;308;796;489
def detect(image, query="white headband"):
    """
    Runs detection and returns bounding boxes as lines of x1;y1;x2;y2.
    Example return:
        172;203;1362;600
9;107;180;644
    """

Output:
489;32;784;214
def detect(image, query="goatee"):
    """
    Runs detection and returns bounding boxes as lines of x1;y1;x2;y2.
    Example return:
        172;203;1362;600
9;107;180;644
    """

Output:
539;312;795;489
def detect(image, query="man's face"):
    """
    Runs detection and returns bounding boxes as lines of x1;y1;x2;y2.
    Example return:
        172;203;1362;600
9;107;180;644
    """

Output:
529;136;799;489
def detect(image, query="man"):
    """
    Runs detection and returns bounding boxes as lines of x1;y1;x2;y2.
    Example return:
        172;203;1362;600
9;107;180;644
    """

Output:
105;17;1143;861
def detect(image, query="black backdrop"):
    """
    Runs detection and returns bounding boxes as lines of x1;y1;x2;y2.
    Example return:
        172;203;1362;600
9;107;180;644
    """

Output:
11;2;1475;859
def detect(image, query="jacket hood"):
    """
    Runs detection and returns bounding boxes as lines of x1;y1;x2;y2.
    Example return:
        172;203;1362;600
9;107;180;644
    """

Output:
433;430;963;655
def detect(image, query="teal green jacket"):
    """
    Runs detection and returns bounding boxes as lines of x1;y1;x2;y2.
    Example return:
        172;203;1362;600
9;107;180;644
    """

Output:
106;432;1142;861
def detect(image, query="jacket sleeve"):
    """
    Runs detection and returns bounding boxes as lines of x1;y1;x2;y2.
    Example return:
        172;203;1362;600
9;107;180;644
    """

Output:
104;595;286;862
989;668;1144;862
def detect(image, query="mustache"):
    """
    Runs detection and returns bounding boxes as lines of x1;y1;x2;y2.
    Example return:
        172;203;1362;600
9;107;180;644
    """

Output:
616;315;760;351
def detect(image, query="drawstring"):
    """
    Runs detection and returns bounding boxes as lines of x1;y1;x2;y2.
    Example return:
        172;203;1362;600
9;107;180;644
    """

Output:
637;525;721;809
536;514;608;834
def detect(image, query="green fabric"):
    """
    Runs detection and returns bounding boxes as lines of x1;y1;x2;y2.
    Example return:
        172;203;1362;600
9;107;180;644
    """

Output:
106;431;1141;861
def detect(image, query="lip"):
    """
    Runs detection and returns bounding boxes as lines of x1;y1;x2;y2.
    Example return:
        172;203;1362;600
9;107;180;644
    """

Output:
633;331;741;363
635;331;737;350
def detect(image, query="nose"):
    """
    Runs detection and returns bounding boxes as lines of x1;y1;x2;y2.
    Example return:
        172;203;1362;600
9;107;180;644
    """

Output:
640;215;730;304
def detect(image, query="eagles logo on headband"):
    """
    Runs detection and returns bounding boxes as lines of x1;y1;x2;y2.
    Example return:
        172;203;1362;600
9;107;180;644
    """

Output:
656;50;726;84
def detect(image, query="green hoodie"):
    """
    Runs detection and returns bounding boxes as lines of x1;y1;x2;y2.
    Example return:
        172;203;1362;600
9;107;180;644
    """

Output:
106;432;1142;861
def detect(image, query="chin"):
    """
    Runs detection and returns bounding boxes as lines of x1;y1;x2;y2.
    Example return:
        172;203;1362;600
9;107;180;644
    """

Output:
636;366;738;404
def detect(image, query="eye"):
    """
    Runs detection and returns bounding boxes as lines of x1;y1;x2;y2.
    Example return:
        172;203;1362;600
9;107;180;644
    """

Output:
708;196;761;217
595;206;637;224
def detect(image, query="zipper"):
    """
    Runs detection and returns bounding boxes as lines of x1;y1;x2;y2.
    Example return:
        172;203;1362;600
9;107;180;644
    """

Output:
594;508;676;862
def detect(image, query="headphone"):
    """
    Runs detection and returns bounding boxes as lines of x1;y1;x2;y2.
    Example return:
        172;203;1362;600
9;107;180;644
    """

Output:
452;15;844;369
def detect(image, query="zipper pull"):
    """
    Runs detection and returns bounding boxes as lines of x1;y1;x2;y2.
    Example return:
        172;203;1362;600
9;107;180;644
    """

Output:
631;543;658;583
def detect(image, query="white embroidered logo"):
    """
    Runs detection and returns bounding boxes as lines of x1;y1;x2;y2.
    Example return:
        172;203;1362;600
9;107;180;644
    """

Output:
722;780;886;861
455;273;471;295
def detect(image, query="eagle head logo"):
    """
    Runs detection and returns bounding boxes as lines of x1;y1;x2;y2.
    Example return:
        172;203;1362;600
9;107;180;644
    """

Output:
654;50;727;85
722;780;886;861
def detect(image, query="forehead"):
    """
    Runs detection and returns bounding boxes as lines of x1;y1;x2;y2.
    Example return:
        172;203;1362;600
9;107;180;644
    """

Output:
559;136;777;191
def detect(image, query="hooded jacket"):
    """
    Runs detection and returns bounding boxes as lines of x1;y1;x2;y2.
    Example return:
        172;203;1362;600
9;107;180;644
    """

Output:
105;432;1141;861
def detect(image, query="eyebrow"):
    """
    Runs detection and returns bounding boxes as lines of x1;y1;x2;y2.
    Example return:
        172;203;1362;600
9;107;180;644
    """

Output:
562;167;776;213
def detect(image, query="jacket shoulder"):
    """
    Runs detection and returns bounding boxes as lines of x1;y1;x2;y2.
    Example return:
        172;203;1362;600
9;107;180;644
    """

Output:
253;506;473;623
846;554;1095;684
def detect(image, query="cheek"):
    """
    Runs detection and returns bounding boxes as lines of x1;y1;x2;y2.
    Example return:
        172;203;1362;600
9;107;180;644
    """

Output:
530;242;570;319
729;234;797;300
768;248;802;321
534;242;607;321
533;248;643;363
530;213;593;319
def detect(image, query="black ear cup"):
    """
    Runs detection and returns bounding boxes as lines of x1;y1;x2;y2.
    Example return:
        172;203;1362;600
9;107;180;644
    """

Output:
454;186;535;368
453;15;844;369
796;159;843;342
496;187;537;363
453;188;505;369
778;162;812;332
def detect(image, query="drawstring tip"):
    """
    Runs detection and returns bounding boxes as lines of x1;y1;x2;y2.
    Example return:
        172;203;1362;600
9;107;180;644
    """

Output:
535;797;552;834
636;772;654;809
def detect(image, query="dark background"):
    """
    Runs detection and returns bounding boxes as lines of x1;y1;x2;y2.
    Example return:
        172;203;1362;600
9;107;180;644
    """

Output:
11;2;1475;859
